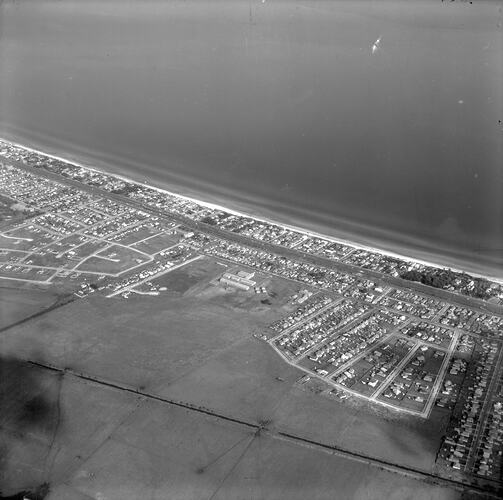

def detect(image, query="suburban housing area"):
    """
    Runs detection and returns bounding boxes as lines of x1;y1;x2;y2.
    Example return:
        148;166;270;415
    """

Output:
1;138;502;497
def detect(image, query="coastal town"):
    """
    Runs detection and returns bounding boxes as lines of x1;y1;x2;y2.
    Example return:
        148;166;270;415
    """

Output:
1;138;503;491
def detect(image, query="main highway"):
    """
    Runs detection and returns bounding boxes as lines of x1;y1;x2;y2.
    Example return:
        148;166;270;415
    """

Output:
8;158;503;322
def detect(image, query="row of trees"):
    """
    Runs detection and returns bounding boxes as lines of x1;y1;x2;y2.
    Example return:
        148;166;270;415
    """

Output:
399;269;493;300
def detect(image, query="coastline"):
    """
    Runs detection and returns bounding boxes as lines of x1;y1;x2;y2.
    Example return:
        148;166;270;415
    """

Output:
2;135;503;285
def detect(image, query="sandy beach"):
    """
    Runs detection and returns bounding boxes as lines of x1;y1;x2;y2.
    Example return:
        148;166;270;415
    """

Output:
3;136;502;285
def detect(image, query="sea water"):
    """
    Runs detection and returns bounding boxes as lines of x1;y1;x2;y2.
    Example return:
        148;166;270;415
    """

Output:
0;0;501;277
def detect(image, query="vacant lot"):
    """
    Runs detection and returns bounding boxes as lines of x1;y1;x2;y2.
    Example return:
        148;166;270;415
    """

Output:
2;283;448;473
0;266;479;498
0;285;59;329
0;360;461;500
76;244;149;275
148;257;224;295
131;231;178;254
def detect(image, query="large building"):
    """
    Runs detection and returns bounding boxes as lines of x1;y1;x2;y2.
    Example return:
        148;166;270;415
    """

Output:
219;270;256;291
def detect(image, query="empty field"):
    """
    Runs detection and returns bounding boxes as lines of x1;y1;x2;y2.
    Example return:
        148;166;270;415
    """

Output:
76;245;150;275
0;360;461;500
131;231;179;255
0;286;59;329
0;276;453;477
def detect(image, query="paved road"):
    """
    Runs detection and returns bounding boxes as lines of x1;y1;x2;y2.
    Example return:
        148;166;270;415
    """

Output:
106;254;202;297
8;159;503;320
464;342;503;473
370;343;421;400
422;330;460;418
268;296;341;343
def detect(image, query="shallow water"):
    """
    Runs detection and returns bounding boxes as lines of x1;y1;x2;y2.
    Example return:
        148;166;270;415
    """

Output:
0;0;501;276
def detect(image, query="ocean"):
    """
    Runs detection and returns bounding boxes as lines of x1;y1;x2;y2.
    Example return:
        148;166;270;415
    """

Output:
0;0;501;277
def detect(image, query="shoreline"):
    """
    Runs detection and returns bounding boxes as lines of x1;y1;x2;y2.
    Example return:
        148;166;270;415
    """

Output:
2;135;502;286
